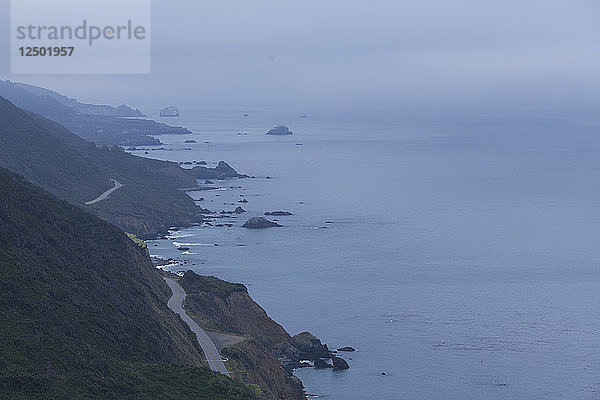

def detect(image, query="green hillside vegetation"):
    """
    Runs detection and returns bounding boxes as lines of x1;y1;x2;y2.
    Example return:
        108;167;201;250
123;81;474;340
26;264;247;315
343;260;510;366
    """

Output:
182;274;247;297
126;233;147;248
0;96;204;237
0;96;111;202
0;167;258;400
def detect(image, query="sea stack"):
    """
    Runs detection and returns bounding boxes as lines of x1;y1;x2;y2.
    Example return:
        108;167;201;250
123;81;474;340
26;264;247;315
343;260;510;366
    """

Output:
242;217;282;229
159;105;180;117
266;125;294;135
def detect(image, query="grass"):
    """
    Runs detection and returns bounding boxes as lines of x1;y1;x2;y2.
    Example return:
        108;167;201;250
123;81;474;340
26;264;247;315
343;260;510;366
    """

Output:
126;232;147;248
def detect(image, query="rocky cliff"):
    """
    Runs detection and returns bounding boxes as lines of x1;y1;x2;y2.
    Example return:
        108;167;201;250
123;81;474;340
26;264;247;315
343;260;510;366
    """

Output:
179;272;348;400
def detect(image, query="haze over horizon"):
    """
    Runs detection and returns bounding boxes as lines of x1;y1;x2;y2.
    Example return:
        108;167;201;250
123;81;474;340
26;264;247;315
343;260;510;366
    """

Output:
3;2;600;399
1;0;599;120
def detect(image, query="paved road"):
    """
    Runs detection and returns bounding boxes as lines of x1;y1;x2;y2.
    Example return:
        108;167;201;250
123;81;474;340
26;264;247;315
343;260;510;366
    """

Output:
164;278;230;376
85;179;123;205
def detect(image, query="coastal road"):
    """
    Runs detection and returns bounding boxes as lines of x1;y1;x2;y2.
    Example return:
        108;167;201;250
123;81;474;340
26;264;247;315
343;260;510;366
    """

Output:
163;277;230;376
85;179;123;205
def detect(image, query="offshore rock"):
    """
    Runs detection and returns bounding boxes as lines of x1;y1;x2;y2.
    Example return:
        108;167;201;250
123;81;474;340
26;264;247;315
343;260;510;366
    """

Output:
242;217;281;229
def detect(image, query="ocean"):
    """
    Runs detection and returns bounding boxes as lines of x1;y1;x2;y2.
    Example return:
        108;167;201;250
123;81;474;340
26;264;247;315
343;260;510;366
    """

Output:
133;111;600;399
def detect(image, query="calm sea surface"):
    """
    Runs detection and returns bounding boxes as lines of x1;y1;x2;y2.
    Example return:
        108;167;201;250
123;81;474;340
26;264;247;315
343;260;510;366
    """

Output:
135;111;600;399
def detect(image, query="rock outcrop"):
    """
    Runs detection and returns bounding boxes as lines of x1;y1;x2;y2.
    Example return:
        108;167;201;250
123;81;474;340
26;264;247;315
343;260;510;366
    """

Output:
159;105;180;117
290;332;330;359
264;211;293;216
332;356;350;370
189;161;248;180
266;125;293;135
242;217;282;229
219;206;247;215
314;358;333;369
116;104;145;117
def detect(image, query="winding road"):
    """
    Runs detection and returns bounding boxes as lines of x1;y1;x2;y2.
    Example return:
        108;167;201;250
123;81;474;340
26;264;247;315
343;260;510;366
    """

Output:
163;277;230;376
85;179;123;205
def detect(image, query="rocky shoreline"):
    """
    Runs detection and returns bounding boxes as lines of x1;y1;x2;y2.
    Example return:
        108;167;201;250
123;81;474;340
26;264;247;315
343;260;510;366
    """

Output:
142;146;351;398
150;169;352;398
152;250;352;399
165;270;350;400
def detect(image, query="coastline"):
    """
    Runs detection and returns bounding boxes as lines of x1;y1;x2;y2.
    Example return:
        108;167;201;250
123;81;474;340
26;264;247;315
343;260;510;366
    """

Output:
151;224;350;399
126;132;352;398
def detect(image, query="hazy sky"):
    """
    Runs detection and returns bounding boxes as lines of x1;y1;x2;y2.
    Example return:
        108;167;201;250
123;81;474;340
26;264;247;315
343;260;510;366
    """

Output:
1;0;599;118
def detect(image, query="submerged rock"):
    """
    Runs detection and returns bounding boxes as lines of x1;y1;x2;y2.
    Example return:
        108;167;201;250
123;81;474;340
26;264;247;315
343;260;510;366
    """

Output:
242;217;281;229
266;125;294;135
265;211;293;216
219;206;246;215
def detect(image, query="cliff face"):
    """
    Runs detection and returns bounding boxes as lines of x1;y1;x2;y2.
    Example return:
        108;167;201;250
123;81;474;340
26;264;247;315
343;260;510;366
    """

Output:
223;340;305;400
179;273;341;400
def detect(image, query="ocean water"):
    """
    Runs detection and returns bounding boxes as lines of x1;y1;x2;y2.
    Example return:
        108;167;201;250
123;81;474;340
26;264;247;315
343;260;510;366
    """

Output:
135;112;600;399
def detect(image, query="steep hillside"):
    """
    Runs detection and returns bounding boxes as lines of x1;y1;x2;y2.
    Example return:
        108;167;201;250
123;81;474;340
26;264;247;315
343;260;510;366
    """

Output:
13;81;145;117
0;96;111;203
0;96;206;237
0;167;258;399
0;80;189;146
179;273;304;400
